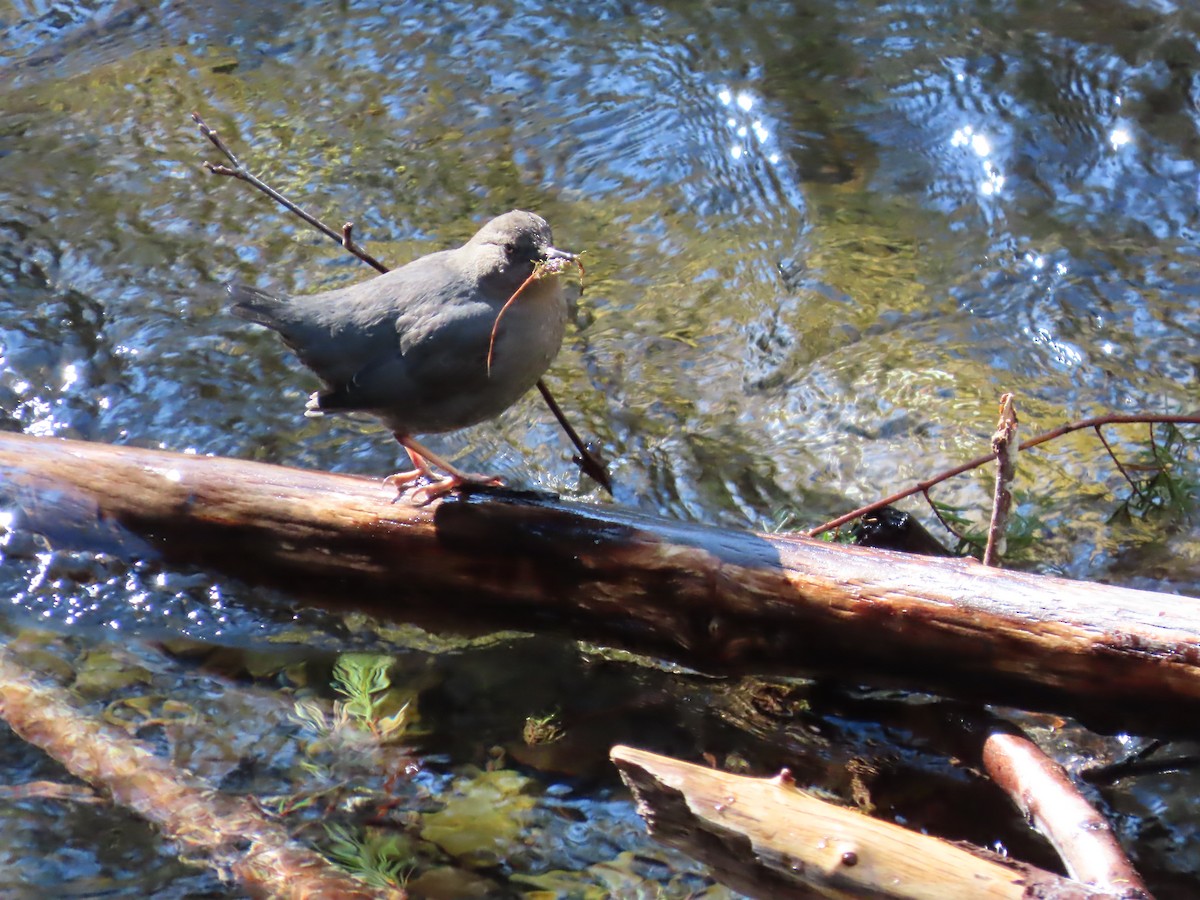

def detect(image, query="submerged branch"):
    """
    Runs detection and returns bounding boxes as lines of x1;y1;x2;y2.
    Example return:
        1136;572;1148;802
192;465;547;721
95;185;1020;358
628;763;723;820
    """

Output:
0;644;400;900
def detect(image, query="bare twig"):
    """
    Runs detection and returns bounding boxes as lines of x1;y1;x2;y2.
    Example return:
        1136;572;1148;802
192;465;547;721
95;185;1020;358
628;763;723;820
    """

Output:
806;412;1200;538
192;111;611;492
339;220;385;271
1094;425;1149;504
536;380;611;491
1082;740;1165;785
192;113;391;274
1082;740;1200;785
982;724;1151;897
921;487;978;548
983;393;1019;566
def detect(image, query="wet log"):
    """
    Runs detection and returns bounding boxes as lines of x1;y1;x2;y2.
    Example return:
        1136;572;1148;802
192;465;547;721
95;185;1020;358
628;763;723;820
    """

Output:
981;728;1149;895
2;433;1199;733
610;745;1131;900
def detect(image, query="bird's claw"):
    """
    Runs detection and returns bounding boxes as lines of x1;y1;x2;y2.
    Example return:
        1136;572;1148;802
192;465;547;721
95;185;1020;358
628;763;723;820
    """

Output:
386;471;505;505
383;468;428;489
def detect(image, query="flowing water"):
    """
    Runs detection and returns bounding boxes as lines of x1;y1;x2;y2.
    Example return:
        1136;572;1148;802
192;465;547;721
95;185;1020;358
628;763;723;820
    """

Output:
1;0;1199;896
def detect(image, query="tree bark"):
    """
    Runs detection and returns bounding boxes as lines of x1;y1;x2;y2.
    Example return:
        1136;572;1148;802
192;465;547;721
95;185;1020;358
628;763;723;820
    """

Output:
3;433;1199;733
610;745;1126;900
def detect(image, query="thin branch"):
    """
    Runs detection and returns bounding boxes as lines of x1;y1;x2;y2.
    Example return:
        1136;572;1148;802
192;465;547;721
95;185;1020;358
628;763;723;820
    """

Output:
806;412;1200;538
1094;425;1148;503
983;393;1019;566
193;113;390;274
339;221;385;272
920;487;977;548
1081;740;1164;785
192;112;611;492
536;380;612;492
1082;740;1200;785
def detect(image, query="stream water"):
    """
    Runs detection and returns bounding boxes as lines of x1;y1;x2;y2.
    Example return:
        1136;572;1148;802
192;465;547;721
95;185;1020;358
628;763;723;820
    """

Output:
1;1;1199;896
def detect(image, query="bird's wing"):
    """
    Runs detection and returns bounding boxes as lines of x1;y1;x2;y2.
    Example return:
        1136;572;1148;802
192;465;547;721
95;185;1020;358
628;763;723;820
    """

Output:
276;255;479;385
312;297;498;414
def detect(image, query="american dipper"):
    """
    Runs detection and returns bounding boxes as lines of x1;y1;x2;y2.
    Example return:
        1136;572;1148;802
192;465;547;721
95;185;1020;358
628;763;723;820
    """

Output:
229;210;576;501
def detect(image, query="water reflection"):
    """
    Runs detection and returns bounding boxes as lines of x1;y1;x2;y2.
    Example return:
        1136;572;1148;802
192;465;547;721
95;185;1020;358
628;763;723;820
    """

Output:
949;124;1005;197
0;0;1195;593
718;87;783;165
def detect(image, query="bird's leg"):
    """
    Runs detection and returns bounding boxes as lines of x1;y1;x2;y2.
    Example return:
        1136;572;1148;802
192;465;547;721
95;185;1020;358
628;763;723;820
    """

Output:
382;443;437;490
384;433;505;504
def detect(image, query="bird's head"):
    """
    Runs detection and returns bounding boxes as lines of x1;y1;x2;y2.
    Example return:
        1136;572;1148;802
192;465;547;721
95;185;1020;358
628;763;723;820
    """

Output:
467;210;576;287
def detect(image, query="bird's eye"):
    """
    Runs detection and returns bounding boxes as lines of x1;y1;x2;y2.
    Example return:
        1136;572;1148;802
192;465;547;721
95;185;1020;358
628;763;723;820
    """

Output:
506;240;540;265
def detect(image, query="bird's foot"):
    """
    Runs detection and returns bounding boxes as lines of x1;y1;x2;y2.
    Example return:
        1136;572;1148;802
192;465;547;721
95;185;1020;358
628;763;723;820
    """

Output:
411;471;505;505
386;470;505;505
387;434;505;504
383;468;428;490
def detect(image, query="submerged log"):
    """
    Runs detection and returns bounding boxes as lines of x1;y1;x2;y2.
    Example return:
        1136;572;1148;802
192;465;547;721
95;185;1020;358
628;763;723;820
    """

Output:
2;433;1199;732
610;745;1128;900
0;645;400;899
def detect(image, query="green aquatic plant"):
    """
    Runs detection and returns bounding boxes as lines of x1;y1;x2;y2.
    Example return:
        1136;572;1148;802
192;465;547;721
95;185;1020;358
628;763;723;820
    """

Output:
1111;422;1198;523
322;822;416;890
282;653;415;810
330;653;410;742
290;652;411;747
928;497;1041;559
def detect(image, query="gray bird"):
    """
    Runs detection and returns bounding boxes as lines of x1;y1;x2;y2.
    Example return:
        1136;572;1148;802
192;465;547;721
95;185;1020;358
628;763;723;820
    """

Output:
229;210;576;501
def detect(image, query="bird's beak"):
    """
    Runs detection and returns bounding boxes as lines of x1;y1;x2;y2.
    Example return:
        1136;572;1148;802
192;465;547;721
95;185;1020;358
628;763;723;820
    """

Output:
542;246;577;262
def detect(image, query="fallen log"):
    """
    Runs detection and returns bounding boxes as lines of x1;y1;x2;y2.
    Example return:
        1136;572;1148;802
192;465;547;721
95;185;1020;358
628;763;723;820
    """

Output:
2;433;1199;733
610;745;1128;900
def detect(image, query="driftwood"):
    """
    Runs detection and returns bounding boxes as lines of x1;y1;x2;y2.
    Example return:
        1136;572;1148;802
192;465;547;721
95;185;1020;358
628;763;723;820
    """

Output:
0;645;399;900
981;728;1148;896
610;745;1125;900
2;433;1200;733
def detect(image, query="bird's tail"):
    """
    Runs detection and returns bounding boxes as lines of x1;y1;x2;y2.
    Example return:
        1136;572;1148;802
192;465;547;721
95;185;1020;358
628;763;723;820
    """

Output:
227;282;289;328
